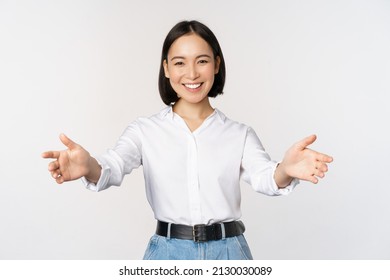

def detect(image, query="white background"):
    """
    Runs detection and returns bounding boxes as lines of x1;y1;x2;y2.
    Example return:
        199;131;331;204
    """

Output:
0;0;389;259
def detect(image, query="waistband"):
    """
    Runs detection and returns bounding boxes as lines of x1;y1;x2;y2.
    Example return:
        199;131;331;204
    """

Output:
156;220;245;242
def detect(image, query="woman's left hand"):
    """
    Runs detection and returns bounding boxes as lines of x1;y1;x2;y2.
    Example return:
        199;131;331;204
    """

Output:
275;134;333;187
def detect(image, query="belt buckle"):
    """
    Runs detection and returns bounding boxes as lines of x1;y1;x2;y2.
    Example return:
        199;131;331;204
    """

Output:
193;224;207;242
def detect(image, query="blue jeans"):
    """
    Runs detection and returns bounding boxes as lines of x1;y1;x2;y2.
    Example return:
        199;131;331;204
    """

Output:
143;234;253;260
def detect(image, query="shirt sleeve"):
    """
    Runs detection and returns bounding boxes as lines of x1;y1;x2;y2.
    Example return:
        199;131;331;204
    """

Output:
82;121;143;192
240;127;299;196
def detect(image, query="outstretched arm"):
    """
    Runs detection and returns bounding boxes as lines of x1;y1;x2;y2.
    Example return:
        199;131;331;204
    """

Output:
41;133;102;184
274;134;333;188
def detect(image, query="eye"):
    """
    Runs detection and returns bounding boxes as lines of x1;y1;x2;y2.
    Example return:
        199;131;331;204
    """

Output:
198;59;208;64
174;61;184;66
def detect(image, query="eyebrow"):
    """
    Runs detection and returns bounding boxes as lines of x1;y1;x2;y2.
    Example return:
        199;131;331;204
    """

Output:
170;54;212;61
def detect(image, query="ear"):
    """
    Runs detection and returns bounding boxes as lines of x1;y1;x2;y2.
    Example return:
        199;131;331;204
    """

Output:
163;59;170;78
214;56;221;74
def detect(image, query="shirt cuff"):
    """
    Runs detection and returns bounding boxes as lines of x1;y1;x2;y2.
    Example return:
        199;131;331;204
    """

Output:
271;161;299;195
81;159;111;192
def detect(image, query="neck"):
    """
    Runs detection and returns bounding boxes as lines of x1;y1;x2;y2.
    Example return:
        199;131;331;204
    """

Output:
173;98;214;120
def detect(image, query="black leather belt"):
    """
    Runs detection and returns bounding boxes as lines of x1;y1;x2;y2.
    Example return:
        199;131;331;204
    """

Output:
156;220;245;242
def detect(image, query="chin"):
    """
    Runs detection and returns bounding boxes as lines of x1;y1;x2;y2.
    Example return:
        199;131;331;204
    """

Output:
180;95;208;104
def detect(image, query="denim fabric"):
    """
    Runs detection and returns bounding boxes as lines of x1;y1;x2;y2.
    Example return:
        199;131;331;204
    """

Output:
143;234;253;260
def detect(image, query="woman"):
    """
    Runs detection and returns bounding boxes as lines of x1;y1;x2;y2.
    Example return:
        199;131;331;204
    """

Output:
42;20;333;260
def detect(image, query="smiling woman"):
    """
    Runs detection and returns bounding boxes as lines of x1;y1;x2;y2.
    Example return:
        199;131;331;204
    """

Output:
42;20;333;260
164;33;221;131
158;21;226;106
163;34;220;104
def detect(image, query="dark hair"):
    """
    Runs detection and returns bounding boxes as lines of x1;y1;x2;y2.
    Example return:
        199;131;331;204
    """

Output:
158;20;226;105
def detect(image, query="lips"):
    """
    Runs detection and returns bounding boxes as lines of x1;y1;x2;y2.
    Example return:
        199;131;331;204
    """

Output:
183;83;202;89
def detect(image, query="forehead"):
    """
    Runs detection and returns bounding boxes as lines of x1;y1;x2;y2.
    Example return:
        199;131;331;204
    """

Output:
168;33;213;58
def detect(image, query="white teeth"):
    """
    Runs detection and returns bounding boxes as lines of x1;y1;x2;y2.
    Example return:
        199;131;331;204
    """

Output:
184;83;201;89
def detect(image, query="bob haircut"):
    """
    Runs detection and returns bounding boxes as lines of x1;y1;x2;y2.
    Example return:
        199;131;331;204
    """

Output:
159;20;226;105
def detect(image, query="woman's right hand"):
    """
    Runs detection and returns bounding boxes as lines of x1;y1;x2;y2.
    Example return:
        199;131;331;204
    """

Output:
42;134;99;184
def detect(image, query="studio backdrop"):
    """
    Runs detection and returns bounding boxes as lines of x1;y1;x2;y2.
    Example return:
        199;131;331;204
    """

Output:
0;0;389;259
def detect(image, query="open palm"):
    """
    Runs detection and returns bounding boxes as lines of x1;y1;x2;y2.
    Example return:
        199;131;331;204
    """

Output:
281;134;333;184
42;134;91;184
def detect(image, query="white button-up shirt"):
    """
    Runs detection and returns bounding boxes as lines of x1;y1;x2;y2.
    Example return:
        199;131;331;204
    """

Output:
82;106;298;226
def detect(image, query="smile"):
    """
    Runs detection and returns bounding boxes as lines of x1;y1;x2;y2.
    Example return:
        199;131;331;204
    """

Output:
183;83;202;89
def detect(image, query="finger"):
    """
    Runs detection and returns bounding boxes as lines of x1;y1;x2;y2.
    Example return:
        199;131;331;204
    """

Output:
316;162;328;173
316;153;333;163
51;170;60;179
56;175;65;184
59;133;77;150
313;168;325;179
42;151;60;159
48;161;59;171
308;175;319;184
296;134;317;150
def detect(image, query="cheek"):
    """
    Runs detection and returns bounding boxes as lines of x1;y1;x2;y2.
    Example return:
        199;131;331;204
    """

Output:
167;69;183;84
204;68;216;84
204;65;217;79
168;74;183;91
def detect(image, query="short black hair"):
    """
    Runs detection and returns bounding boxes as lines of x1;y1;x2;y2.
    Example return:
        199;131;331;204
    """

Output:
158;20;226;105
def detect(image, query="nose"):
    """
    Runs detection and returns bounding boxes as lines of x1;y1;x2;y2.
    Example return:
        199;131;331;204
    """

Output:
187;64;200;80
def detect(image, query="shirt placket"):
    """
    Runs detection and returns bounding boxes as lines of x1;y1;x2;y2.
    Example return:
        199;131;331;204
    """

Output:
187;133;202;225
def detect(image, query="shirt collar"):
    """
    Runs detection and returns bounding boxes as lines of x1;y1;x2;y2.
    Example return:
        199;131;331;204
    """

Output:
214;108;226;123
160;105;174;120
160;105;226;124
